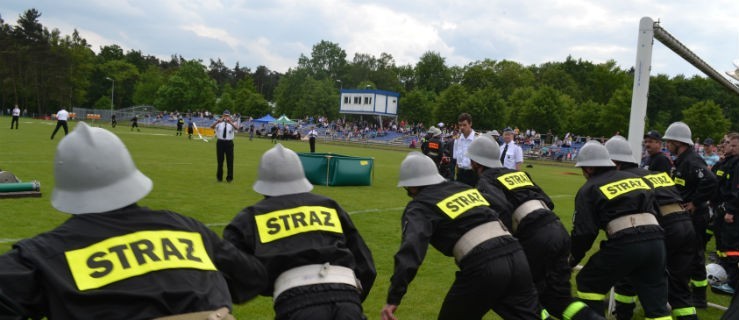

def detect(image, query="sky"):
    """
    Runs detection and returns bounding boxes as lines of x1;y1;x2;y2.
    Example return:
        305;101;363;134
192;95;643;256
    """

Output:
3;0;739;79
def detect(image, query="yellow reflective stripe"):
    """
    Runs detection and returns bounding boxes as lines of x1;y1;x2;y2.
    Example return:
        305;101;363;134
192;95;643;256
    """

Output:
540;308;550;320
645;316;672;320
65;230;216;291
254;206;343;243
577;291;607;301
614;293;637;303
599;178;651;200
643;172;676;188
706;229;714;235
691;279;708;287
672;306;697;317
674;177;686;186
496;171;535;190
436;189;490;219
562;301;587;320
717;170;725;177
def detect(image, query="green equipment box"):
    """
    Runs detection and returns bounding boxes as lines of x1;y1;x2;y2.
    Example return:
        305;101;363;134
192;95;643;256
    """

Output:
297;153;373;186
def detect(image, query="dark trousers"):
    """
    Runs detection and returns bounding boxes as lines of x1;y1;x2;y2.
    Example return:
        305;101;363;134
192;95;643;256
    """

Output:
309;137;316;153
10;116;18;129
455;168;478;187
437;238;543;320
274;284;364;320
51;120;68;139
576;239;669;319
216;139;234;182
614;216;697;319
690;206;710;284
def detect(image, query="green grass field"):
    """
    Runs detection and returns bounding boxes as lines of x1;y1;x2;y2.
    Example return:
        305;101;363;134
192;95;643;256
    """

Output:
0;116;731;319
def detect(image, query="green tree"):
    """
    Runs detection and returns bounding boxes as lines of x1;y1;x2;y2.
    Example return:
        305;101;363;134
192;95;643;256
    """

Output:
155;60;216;111
416;51;450;94
297;40;347;80
682;100;731;143
133;65;165;106
568;100;604;136
518;86;568;135
598;86;632;137
398;89;434;125
461;87;507;130
434;84;467;126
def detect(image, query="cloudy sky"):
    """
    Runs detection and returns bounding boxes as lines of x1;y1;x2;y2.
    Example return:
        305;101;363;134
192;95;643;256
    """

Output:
3;0;739;78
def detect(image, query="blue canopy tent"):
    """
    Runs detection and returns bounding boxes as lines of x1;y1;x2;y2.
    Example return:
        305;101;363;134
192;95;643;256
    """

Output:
252;114;277;123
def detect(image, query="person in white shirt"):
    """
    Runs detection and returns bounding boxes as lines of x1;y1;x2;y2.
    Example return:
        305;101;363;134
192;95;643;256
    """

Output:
51;108;70;140
452;113;477;186
10;105;20;129
500;127;524;170
210;110;239;183
307;125;319;153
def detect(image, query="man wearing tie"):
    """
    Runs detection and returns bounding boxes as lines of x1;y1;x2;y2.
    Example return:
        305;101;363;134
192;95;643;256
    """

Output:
307;125;318;153
211;110;239;183
452;113;477;186
500;127;524;170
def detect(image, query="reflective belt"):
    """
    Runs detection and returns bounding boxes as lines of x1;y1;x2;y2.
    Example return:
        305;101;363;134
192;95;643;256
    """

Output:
606;213;659;237
576;291;606;301
273;263;358;299
453;221;510;263
153;307;233;320
672;306;697;317
659;203;684;216
511;199;548;232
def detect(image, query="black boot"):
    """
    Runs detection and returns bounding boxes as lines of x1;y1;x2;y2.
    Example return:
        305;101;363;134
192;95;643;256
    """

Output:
612;301;635;320
692;285;707;309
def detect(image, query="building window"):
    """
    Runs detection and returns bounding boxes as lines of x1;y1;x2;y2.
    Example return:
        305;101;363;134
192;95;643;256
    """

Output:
344;96;350;104
354;97;361;104
364;97;372;104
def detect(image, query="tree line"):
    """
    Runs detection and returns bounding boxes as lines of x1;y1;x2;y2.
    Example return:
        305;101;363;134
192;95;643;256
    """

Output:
2;8;738;141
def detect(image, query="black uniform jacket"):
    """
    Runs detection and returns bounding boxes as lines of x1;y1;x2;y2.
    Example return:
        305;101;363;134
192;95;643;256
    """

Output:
672;149;717;207
714;155;739;214
477;167;557;231
623;166;691;225
641;151;672;174
387;181;518;305
0;205;267;320
223;192;376;300
571;169;663;266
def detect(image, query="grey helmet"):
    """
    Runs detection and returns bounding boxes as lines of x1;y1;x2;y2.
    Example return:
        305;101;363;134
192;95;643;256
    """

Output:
662;121;694;146
604;135;638;165
398;152;446;187
466;135;503;168
428;126;442;136
575;140;615;167
253;144;313;196
52;122;152;214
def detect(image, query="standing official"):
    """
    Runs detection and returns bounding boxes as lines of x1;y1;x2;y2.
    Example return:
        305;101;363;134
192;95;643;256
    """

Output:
10;104;20;129
467;136;603;320
382;152;543;320
50;107;70;140
211;110;238;183
307;125;318;153
0;122;267;319
224;144;376;319
452;113;478;186
605;136;697;320
641;130;672;174
570;141;670;319
176;117;184;136
663;121;718;308
500;127;524;170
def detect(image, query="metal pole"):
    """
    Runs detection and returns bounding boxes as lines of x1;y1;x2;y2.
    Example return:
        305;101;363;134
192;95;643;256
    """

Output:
106;77;115;118
627;17;655;161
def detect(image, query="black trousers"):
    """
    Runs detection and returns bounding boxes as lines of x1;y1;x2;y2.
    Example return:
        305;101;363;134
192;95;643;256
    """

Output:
455;168;478;187
274;284;364;320
576;238;669;319
437;237;543;320
51;120;68;139
690;206;710;284
309;137;316;153
10;116;18;129
216;139;234;182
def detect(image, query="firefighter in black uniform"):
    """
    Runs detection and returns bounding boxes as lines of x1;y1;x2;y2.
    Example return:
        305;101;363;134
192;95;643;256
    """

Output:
641;130;673;174
421;126;454;180
176;116;184;136
570;140;670;319
605;136;698;320
714;133;739;296
0;122;267;320
381;152;545;320
466;136;604;320
224;144;376;320
663;121;718;308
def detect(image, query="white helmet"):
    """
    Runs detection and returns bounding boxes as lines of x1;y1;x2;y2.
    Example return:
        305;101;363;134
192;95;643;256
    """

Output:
428;126;442;136
604;135;638;165
466;136;503;168
663;121;694;146
52;122;152;214
706;263;728;286
575;140;615;167
398;152;446;187
253;144;313;196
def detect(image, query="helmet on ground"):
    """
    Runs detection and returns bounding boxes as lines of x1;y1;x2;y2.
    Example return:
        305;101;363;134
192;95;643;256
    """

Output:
706;263;728;286
398;152;446;187
663;121;693;146
604;135;638;165
575;140;615;167
0;171;20;183
466;136;503;168
52;122;152;214
253;144;313;196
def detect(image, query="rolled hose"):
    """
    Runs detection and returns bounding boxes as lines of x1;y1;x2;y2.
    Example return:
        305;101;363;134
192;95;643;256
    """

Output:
0;181;40;192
